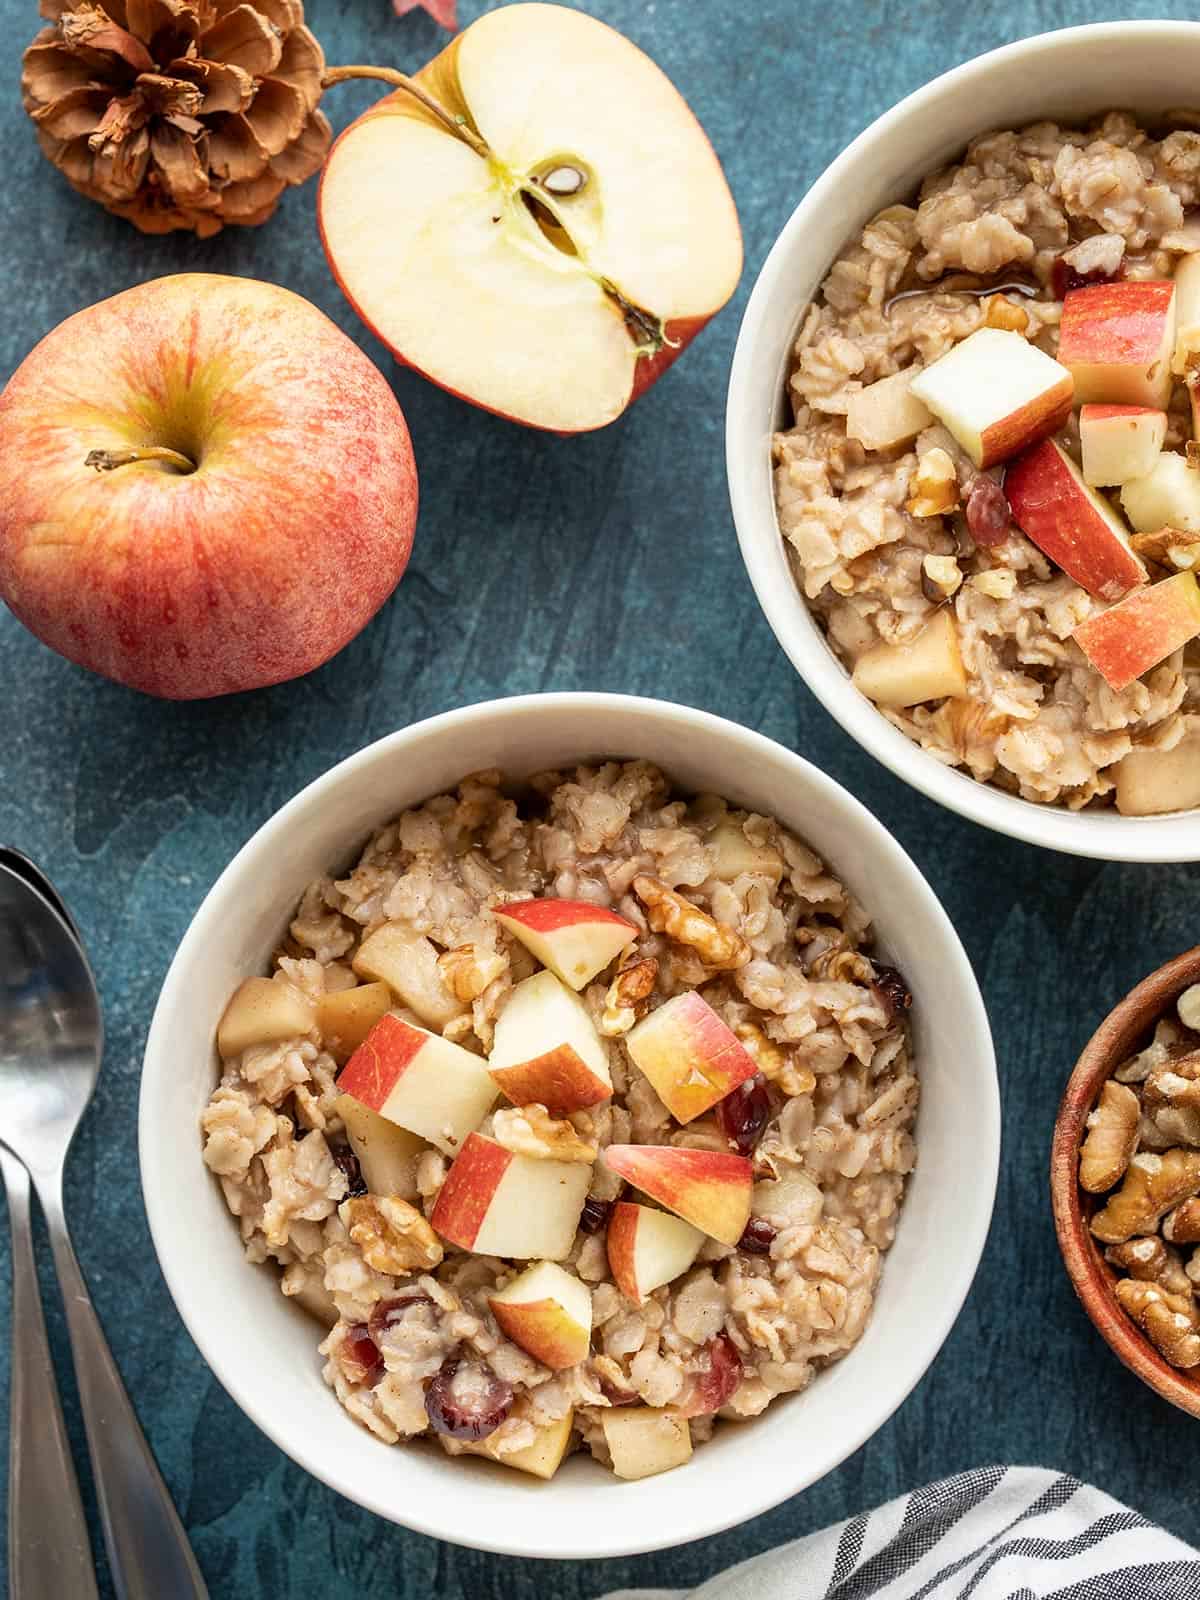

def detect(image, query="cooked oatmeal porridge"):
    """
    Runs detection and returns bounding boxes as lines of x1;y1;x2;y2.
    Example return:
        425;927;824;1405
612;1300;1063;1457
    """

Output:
773;113;1200;814
201;763;918;1482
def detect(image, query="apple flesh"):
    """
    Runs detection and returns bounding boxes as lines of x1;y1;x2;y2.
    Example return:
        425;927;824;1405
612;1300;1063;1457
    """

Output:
0;274;416;699
601;1408;692;1480
217;976;315;1057
1079;404;1167;487
844;368;932;452
606;1202;704;1305
317;982;393;1064
707;821;784;884
335;1093;425;1200
851;609;968;709
1057;280;1177;409
488;970;612;1114
318;3;742;432
1120;451;1200;536
488;1261;592;1368
336;1013;497;1156
603;1145;752;1246
1173;253;1200;375
351;922;466;1030
1006;438;1147;601
1073;571;1200;692
459;1408;576;1479
626;992;758;1123
1116;725;1200;815
431;1132;591;1260
907;327;1073;468
493;898;637;991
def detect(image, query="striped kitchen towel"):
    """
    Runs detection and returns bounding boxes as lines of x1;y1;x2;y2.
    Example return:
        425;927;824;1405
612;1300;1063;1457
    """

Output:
602;1467;1200;1599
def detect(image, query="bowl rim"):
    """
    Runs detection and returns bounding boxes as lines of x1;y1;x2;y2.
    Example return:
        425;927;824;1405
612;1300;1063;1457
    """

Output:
1050;945;1200;1416
139;690;999;1556
726;18;1200;865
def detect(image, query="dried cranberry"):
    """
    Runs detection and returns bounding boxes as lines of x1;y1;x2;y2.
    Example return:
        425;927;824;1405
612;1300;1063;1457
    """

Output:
1050;255;1122;300
332;1143;367;1198
871;962;913;1022
368;1292;434;1343
737;1217;777;1256
579;1196;613;1235
341;1323;383;1387
675;1334;743;1418
424;1357;514;1441
716;1073;773;1157
965;475;1012;548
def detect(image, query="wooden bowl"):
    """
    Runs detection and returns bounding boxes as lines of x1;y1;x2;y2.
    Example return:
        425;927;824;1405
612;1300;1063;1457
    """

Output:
1051;945;1200;1417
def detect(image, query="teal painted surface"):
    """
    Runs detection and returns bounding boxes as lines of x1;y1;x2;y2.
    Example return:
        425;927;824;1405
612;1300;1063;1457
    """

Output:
0;1;1198;1593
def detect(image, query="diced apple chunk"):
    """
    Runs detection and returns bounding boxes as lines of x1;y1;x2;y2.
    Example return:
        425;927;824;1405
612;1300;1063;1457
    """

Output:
431;1132;591;1259
1116;725;1200;815
1058;280;1177;409
337;1014;497;1156
352;922;465;1029
489;970;612;1113
707;821;783;883
1121;451;1200;536
461;1409;576;1479
1007;438;1147;601
217;976;315;1058
488;1261;592;1368
335;1093;425;1199
1073;571;1200;691
908;328;1073;468
1172;253;1200;375
626;992;758;1123
602;1408;692;1480
1079;404;1168;487
318;982;393;1063
493;898;636;991
844;368;932;452
851;610;967;709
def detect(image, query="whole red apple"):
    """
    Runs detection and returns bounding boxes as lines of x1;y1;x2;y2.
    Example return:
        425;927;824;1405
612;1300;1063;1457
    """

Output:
0;273;418;699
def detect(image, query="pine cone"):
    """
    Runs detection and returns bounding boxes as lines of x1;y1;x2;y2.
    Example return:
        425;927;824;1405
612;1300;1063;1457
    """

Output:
22;0;333;237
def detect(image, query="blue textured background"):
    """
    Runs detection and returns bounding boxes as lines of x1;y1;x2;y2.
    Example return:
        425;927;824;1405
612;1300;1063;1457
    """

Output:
1;1;1199;1595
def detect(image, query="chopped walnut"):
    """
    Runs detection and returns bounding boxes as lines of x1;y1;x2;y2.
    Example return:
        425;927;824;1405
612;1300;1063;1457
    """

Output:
1144;1050;1200;1111
1079;1080;1140;1192
809;943;874;985
340;1195;444;1275
492;1104;597;1164
1105;1235;1192;1296
1130;526;1200;572
1164;1197;1200;1246
632;876;750;971
982;294;1029;334
600;956;659;1037
921;553;964;603
437;944;507;1003
1115;1278;1200;1368
1091;1149;1200;1244
735;1022;816;1098
906;448;959;518
1180;986;1200;1032
970;568;1018;601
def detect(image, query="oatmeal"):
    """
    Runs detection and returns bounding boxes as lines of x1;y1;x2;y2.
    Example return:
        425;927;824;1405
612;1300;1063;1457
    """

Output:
1082;981;1200;1369
774;113;1200;814
201;763;918;1481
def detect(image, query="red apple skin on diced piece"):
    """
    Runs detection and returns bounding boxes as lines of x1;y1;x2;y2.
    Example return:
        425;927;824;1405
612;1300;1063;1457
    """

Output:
1057;281;1177;409
604;1145;753;1246
487;1261;592;1368
907;327;1073;468
1073;571;1200;692
431;1132;592;1259
1079;404;1168;488
493;898;637;990
606;1202;704;1305
625;992;758;1123
1005;438;1148;602
337;1013;497;1156
488;970;612;1114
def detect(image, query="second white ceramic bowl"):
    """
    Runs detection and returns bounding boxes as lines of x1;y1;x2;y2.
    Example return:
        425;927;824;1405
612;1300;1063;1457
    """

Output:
140;693;997;1557
727;22;1200;863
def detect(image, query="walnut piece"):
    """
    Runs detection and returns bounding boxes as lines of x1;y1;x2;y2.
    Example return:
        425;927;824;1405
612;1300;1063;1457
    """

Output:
1115;1277;1200;1368
970;569;1018;601
1164;1197;1200;1245
600;956;659;1037
341;1196;444;1275
906;448;959;519
1129;527;1200;572
632;876;750;970
1179;985;1200;1032
1144;1049;1200;1110
921;553;964;602
735;1022;816;1098
437;944;507;1003
1105;1235;1192;1296
982;294;1030;334
1079;1080;1140;1192
492;1104;597;1164
1091;1149;1200;1243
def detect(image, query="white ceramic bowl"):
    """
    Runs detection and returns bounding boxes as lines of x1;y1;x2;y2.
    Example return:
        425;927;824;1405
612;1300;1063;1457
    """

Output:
140;693;997;1557
727;22;1200;864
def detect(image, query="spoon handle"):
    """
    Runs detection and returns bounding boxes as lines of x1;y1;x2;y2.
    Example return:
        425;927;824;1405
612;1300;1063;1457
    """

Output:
1;1147;99;1600
38;1184;209;1600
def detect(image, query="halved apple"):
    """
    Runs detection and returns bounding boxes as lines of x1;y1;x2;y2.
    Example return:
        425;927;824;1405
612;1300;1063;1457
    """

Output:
1073;571;1200;691
318;4;742;432
1057;280;1177;409
488;970;612;1113
493;898;637;990
1006;438;1147;601
217;976;315;1057
488;1261;592;1368
335;1093;425;1199
907;327;1073;468
606;1201;704;1305
1121;451;1200;536
604;1145;752;1246
626;991;758;1123
337;1013;497;1155
431;1132;592;1259
1079;404;1168;487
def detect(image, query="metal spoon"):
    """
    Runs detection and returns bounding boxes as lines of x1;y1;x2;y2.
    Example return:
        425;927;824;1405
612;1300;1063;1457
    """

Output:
0;859;207;1599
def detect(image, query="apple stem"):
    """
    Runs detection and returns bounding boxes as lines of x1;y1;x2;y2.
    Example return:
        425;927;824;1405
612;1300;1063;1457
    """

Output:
322;66;491;162
85;446;195;474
